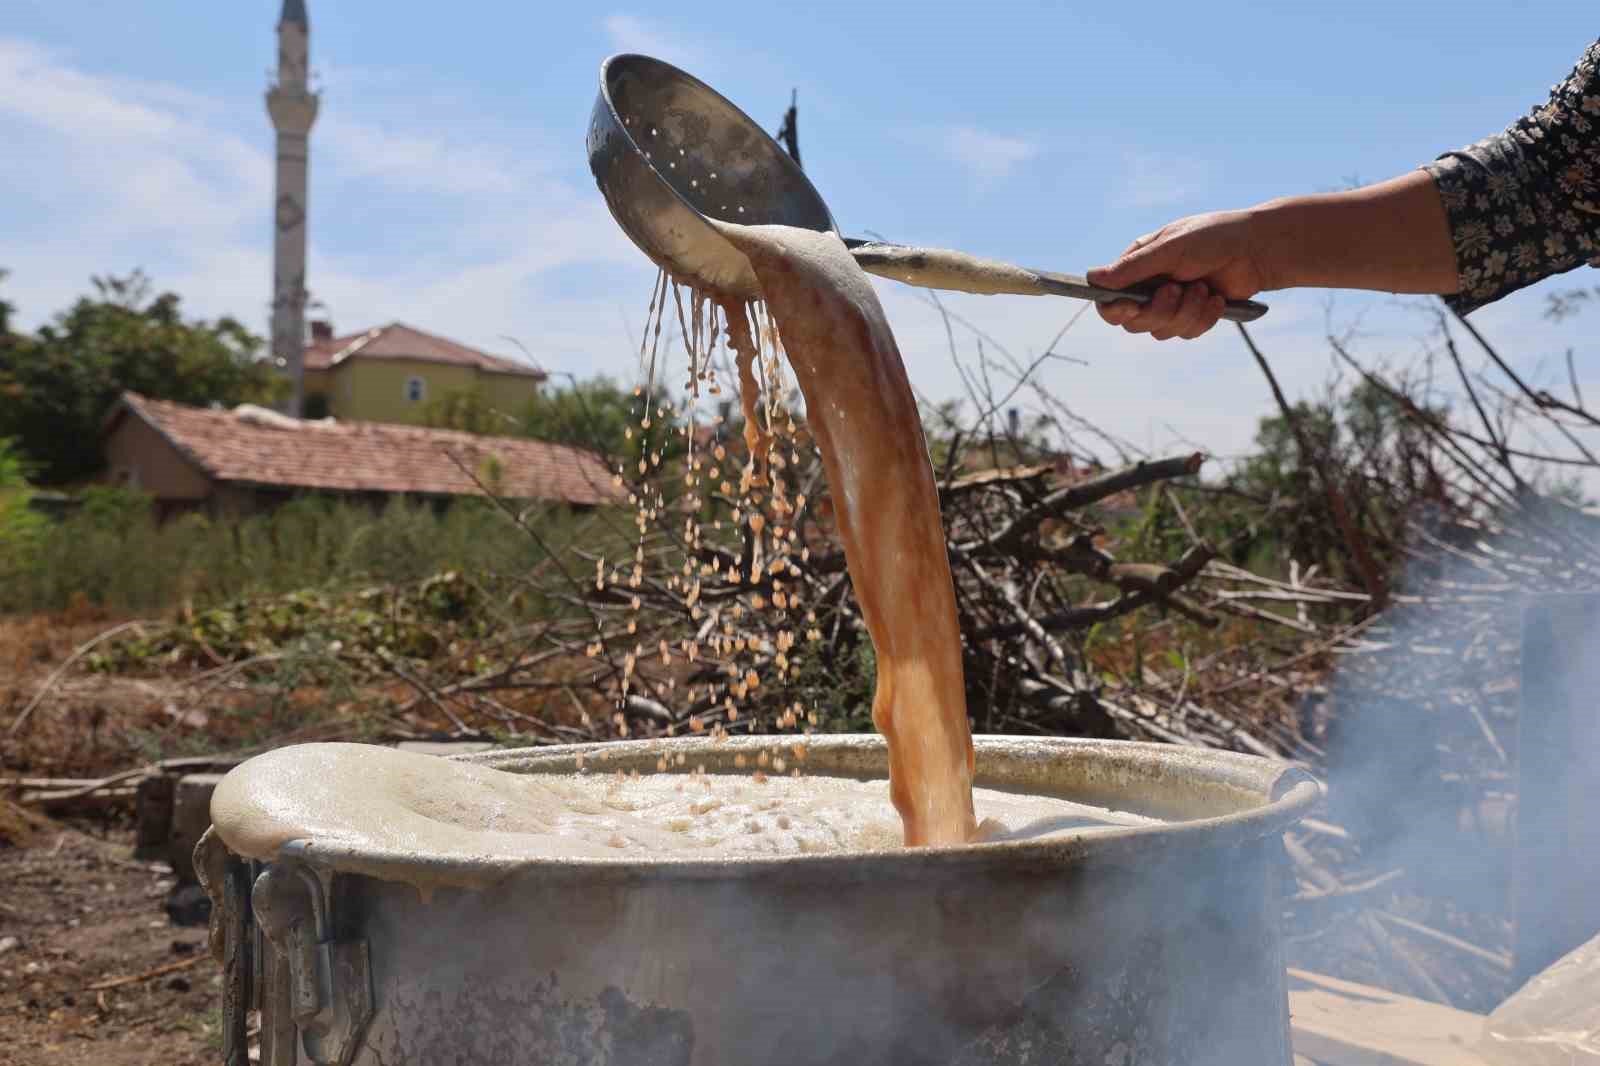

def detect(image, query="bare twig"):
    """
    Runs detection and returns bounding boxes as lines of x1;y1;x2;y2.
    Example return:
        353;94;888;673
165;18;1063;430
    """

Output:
1373;911;1511;971
7;620;148;736
86;953;209;992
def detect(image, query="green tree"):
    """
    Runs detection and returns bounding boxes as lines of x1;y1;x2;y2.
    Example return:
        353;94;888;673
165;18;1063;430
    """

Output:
1220;379;1450;578
0;438;45;577
1230;398;1340;505
423;387;509;435
515;374;683;465
0;268;15;338
0;271;283;484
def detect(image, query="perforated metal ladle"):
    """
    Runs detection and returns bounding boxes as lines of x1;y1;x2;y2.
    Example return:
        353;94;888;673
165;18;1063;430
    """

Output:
587;54;1267;323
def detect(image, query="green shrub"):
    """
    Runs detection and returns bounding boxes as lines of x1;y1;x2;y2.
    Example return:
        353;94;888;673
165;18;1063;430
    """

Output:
89;570;497;676
0;490;630;616
0;438;45;582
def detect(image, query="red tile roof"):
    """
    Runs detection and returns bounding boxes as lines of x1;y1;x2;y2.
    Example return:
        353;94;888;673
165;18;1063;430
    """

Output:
109;393;621;506
302;322;545;378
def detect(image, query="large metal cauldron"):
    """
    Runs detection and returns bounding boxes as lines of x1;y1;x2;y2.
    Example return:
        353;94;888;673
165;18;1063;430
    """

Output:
198;735;1319;1066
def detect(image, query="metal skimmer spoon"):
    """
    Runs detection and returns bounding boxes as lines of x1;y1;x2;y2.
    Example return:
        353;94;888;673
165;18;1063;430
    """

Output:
588;54;1266;323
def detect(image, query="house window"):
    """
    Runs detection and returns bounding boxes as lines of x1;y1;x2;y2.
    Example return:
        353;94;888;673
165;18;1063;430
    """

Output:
404;376;426;403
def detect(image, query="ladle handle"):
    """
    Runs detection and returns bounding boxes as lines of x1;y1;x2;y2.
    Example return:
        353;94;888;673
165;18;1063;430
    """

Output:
846;240;1268;324
1029;272;1268;324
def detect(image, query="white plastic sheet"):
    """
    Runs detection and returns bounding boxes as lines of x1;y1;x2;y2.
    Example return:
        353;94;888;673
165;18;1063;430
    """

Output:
1479;932;1600;1065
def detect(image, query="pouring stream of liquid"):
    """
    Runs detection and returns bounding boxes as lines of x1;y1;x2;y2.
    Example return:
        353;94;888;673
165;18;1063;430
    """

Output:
709;221;977;847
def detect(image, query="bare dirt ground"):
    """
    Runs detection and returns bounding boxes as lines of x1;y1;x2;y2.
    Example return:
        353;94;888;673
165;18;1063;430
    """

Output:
0;818;219;1066
2;613;232;1066
0;609;527;1066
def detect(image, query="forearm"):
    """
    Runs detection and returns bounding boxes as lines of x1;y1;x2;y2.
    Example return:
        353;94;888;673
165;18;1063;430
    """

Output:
1091;39;1599;338
1250;170;1459;295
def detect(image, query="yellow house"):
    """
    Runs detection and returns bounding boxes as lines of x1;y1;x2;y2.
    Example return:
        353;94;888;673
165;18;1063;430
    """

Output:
301;321;545;426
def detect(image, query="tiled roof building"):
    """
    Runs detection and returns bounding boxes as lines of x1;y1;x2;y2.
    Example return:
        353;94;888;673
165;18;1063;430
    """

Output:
101;392;621;516
299;321;545;427
302;322;543;377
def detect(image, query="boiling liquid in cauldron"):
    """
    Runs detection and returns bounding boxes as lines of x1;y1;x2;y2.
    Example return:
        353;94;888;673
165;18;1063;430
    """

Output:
211;743;1157;864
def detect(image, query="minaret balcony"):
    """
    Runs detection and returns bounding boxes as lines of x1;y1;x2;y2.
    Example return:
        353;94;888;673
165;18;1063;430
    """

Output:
267;90;320;133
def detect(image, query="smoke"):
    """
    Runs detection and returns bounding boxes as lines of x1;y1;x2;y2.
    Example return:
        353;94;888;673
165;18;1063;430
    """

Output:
1306;497;1600;1000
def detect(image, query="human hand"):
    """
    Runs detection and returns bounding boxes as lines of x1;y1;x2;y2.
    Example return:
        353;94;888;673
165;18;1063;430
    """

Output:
1085;209;1272;340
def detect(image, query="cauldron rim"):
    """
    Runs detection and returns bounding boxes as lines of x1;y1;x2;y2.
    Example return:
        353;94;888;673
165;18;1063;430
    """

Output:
253;735;1320;892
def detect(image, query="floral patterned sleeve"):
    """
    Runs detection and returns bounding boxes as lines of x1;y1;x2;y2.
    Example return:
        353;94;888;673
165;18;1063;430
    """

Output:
1422;39;1600;315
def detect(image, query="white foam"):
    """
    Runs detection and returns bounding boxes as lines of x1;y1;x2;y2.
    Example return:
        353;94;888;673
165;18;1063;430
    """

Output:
211;743;1158;867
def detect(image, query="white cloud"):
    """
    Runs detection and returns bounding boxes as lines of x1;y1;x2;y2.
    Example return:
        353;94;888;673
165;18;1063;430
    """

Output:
0;36;270;244
0;31;653;382
0;38;182;140
1115;151;1211;209
319;115;520;197
931;125;1041;181
601;14;702;69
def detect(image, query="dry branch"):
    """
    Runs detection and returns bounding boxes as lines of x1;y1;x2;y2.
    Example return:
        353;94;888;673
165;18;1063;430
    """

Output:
7;620;148;736
1373;911;1511;971
85;952;209;992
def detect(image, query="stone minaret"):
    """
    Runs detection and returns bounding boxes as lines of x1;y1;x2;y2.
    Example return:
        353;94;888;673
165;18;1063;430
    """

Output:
266;0;318;417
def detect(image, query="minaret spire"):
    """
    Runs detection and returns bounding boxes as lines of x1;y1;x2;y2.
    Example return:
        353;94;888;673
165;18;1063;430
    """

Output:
267;0;318;417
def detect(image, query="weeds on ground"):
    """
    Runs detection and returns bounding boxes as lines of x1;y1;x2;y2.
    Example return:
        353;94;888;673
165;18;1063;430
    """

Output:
1;489;631;616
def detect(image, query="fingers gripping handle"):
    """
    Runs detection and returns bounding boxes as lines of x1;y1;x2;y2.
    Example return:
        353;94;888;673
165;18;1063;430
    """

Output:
1034;272;1269;323
846;240;1268;323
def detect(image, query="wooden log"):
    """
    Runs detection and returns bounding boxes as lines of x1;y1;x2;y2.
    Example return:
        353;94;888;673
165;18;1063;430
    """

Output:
21;786;138;812
134;773;175;860
1286;967;1491;1066
166;774;225;884
2;777;109;790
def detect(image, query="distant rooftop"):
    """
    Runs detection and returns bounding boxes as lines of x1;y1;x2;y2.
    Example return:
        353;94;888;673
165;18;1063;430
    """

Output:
106;392;619;506
303;322;545;379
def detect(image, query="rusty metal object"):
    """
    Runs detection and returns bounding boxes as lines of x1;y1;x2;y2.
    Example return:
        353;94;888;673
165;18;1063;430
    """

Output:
194;827;231;964
259;931;298;1066
214;735;1319;1065
253;861;374;1065
220;852;254;1066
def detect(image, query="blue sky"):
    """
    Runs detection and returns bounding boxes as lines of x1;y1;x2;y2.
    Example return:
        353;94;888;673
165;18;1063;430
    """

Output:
3;2;1597;467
